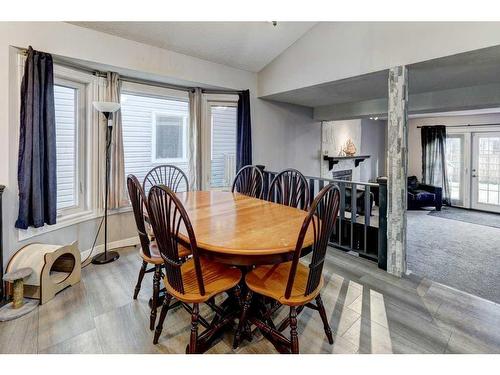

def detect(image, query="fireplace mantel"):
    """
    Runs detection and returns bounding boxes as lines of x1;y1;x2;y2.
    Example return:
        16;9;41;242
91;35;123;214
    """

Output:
323;155;370;170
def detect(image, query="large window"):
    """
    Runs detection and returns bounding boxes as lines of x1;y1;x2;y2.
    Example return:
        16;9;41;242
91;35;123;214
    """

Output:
53;76;88;217
121;83;190;184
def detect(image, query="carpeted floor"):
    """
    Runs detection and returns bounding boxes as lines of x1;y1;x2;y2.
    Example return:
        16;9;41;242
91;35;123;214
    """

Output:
407;209;500;304
428;206;500;229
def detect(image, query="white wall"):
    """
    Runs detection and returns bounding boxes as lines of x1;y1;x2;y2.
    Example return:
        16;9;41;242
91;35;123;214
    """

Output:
0;22;318;267
259;22;500;97
321;119;386;181
360;119;387;182
408;112;500;180
254;100;321;176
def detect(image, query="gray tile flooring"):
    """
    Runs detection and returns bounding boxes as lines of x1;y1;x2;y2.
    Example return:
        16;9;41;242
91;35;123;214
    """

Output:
1;246;499;354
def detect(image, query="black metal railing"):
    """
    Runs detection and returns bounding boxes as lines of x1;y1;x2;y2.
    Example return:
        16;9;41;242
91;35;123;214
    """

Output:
261;168;387;269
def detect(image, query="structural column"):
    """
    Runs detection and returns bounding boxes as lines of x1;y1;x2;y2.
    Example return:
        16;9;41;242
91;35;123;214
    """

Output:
386;66;408;277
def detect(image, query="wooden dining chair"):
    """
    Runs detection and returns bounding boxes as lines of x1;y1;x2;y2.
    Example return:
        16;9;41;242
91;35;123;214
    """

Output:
143;164;189;194
127;175;190;331
231;165;264;199
268;168;310;210
147;185;242;352
237;183;340;353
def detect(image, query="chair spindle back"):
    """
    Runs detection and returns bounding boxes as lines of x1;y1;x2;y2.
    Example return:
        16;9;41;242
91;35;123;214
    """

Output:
268;168;310;210
231;165;264;199
127;174;152;257
147;185;205;296
143;165;189;195
285;183;340;299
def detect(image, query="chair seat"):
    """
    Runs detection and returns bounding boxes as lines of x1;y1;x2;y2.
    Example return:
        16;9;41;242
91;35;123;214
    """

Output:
245;261;323;306
163;258;242;303
140;241;191;265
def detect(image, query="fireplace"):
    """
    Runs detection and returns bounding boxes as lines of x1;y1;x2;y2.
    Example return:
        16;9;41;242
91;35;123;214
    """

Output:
332;169;352;181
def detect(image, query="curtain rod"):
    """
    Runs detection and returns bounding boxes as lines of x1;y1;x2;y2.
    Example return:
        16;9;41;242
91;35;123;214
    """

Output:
417;123;500;128
17;47;106;77
18;46;243;95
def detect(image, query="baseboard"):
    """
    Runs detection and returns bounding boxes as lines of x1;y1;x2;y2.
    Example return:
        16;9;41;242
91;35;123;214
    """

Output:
80;236;139;261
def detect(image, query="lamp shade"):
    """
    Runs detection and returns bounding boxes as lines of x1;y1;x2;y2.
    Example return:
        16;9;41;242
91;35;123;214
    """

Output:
93;101;121;113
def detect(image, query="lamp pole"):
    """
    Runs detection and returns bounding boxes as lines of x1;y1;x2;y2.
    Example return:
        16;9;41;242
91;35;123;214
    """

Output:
92;103;121;265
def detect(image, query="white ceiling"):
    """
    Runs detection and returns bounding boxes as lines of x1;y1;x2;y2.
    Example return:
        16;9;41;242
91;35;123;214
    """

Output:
69;22;316;72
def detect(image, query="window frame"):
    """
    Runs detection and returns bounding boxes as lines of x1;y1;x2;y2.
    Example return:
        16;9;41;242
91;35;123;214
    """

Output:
151;111;189;164
53;77;87;217
201;94;239;190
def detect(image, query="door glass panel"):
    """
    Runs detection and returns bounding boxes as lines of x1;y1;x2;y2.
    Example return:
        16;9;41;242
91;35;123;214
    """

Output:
446;135;465;206
477;135;500;205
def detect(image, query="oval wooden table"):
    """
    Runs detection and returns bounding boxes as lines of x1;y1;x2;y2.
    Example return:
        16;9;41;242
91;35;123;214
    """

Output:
175;190;314;266
172;190;314;352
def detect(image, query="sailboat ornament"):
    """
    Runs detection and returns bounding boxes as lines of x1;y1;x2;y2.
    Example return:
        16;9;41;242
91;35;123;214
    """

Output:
341;138;357;157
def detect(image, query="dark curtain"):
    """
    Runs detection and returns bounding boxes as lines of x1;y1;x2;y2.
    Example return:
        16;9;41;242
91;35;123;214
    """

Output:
15;47;57;229
421;125;450;205
236;89;252;171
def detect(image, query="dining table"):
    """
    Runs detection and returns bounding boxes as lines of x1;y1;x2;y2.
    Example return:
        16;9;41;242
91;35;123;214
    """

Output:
152;190;314;353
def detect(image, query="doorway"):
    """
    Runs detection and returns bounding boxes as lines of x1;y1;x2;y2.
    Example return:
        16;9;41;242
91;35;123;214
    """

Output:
472;132;500;213
446;129;500;213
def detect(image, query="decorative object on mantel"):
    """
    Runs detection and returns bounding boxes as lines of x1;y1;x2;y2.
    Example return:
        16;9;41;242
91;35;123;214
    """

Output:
323;155;371;171
6;242;81;304
0;267;38;321
341;138;357;156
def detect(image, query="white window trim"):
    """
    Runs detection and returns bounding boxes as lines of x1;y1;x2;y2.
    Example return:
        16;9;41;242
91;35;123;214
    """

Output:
151;112;189;164
53;77;86;217
17;54;100;241
121;81;189;101
201;93;239;190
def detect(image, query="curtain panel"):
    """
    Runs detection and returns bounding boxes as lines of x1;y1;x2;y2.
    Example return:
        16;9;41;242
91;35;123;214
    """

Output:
421;125;450;204
236;89;252;171
15;47;57;229
106;72;128;208
188;88;202;190
95;73;127;210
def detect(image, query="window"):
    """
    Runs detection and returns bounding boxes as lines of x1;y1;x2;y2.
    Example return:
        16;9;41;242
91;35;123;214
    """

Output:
153;113;187;162
53;76;88;217
210;105;237;189
201;94;238;190
121;82;190;184
18;58;96;239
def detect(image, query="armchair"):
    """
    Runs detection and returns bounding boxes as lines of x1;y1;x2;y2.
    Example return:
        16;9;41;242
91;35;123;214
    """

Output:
407;176;442;211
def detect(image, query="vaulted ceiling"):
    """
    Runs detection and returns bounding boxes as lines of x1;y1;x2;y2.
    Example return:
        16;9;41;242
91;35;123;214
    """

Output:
69;22;316;73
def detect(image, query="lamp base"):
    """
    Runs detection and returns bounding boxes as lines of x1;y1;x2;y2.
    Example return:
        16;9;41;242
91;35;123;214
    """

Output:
91;251;120;265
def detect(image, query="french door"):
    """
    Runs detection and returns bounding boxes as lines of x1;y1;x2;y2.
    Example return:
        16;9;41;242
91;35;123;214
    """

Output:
446;133;468;207
471;132;500;213
201;94;238;191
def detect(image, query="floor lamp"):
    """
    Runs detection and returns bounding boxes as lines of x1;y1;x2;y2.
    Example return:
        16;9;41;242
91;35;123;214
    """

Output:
92;101;121;265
